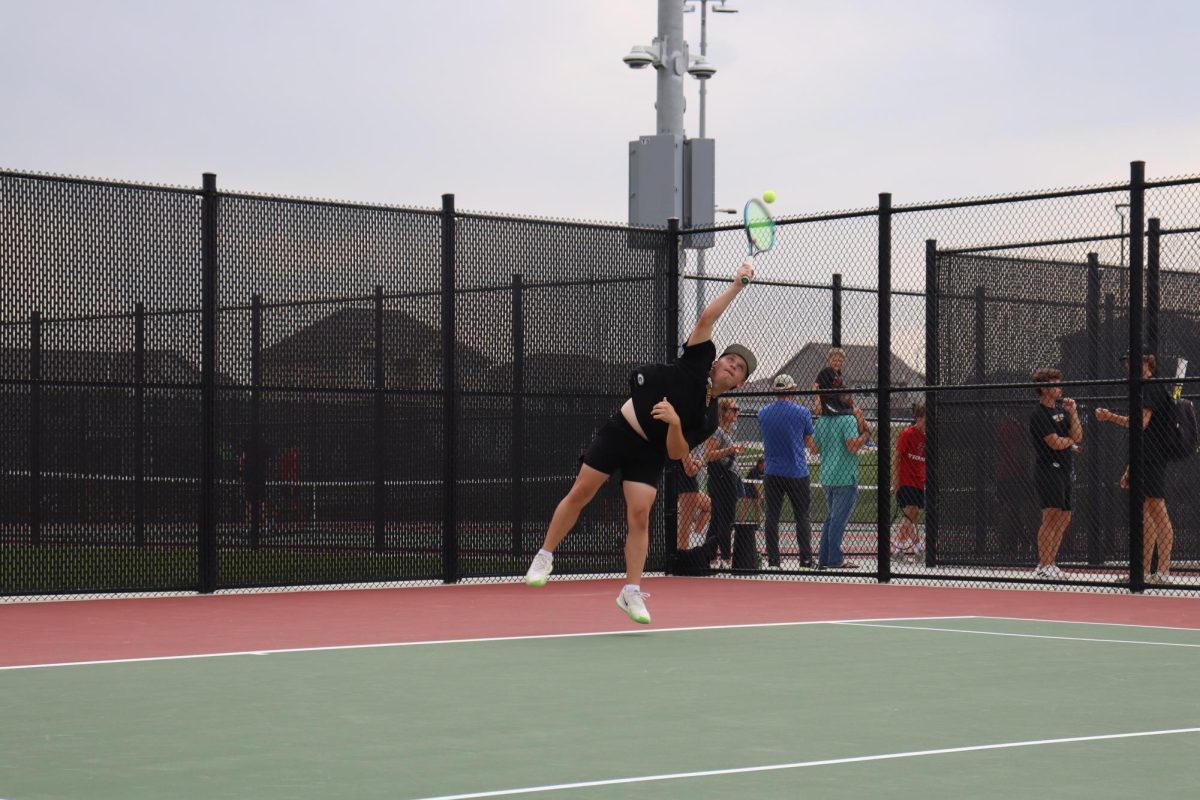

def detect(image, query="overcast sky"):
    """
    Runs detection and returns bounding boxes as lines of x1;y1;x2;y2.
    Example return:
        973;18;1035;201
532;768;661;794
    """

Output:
3;0;1198;223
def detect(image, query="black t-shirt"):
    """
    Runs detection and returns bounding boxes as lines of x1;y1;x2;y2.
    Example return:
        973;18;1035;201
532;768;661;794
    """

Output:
630;339;720;450
1029;403;1072;469
1143;382;1176;462
816;366;853;415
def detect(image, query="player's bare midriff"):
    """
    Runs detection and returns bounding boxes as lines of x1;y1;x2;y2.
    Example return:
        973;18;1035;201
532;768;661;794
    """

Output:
620;398;649;440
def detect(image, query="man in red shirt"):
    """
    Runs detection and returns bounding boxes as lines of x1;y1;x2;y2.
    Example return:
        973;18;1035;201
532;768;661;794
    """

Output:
891;401;926;561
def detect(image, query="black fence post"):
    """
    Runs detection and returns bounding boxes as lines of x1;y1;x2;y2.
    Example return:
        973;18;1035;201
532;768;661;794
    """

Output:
30;311;42;548
1127;160;1145;592
1147;218;1160;359
374;285;386;554
199;173;219;593
831;272;843;348
664;219;681;566
511;273;524;558
1085;254;1102;566
135;302;146;549
250;293;263;550
1145;217;1162;577
441;193;459;584
1103;292;1117;557
923;240;938;567
973;285;987;559
877;195;892;582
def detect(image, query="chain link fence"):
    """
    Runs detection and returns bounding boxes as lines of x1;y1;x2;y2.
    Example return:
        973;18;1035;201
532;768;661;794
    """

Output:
3;163;1199;597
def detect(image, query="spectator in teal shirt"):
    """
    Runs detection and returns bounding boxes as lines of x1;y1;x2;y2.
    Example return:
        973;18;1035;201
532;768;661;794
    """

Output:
813;412;870;568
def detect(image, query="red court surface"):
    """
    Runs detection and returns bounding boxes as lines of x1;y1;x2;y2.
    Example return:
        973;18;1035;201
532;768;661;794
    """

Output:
2;578;1198;668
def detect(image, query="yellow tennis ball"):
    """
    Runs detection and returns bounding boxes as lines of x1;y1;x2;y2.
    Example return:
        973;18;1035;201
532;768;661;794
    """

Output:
762;190;776;204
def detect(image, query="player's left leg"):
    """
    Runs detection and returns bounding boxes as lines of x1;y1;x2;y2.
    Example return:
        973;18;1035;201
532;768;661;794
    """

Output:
617;480;657;624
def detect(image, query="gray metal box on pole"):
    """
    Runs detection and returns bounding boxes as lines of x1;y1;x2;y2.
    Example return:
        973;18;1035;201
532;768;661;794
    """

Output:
629;134;683;230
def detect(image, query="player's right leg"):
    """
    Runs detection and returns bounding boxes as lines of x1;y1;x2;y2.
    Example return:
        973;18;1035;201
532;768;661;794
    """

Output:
525;463;609;586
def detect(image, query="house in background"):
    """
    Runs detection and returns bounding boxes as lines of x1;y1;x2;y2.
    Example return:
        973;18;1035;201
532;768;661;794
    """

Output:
260;308;491;394
738;342;925;440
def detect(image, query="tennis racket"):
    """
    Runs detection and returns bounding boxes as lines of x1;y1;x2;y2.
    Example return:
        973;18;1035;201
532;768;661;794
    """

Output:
741;197;777;284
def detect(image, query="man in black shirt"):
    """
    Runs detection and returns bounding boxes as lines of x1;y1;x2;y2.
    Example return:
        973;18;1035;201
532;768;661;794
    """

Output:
1095;353;1176;584
524;261;758;624
1029;368;1082;578
813;347;868;437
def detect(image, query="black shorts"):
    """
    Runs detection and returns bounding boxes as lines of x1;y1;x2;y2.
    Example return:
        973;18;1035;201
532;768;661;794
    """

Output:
1142;458;1168;499
1034;464;1072;511
896;486;924;510
582;414;666;488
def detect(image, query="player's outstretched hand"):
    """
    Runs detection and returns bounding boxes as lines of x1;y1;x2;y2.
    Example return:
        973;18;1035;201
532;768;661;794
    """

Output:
735;261;754;286
651;396;681;427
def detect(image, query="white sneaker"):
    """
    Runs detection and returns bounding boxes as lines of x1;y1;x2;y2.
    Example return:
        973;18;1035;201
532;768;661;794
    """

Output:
1147;573;1172;585
616;588;652;624
525;551;553;587
1043;564;1067;579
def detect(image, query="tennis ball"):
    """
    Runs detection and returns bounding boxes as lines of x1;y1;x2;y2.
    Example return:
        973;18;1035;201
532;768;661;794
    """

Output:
762;190;777;204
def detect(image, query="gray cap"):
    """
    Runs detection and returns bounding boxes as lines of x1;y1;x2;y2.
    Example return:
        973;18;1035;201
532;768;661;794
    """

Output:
773;373;797;390
720;343;757;380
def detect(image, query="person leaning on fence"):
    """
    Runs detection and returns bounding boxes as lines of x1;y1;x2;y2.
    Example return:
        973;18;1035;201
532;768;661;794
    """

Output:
523;261;758;624
812;347;869;438
672;447;711;550
891;400;926;562
1094;353;1176;584
758;373;818;570
704;397;747;571
1028;368;1082;579
812;402;870;569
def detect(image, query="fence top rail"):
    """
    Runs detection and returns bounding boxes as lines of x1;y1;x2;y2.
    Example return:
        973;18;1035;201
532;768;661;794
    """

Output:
220;189;441;216
7;167;1196;236
943;225;1199;257
0;168;199;196
894;173;1200;215
456;209;657;234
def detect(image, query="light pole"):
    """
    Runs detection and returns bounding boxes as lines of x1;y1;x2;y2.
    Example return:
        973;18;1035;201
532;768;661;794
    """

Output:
686;0;737;140
625;0;710;237
685;0;739;323
1115;203;1130;267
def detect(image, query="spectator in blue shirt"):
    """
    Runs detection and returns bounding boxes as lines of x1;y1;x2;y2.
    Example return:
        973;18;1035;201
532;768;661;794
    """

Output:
758;373;818;570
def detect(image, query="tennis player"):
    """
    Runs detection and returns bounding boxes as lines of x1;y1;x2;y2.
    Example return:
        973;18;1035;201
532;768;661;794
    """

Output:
1095;353;1176;584
1029;369;1082;578
524;261;758;624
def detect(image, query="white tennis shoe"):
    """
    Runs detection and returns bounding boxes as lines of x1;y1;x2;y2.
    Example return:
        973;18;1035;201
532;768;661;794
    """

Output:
616;587;652;624
525;551;553;587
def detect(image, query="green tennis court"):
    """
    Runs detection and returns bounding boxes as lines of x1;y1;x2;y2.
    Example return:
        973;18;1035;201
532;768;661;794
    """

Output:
3;615;1198;799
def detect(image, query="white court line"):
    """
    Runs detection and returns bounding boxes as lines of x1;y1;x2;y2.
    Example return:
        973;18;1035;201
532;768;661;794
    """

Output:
975;615;1200;633
834;621;1200;648
407;728;1200;800
0;615;977;671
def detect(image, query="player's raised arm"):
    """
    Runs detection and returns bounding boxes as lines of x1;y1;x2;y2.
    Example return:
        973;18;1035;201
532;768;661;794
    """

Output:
686;261;754;346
